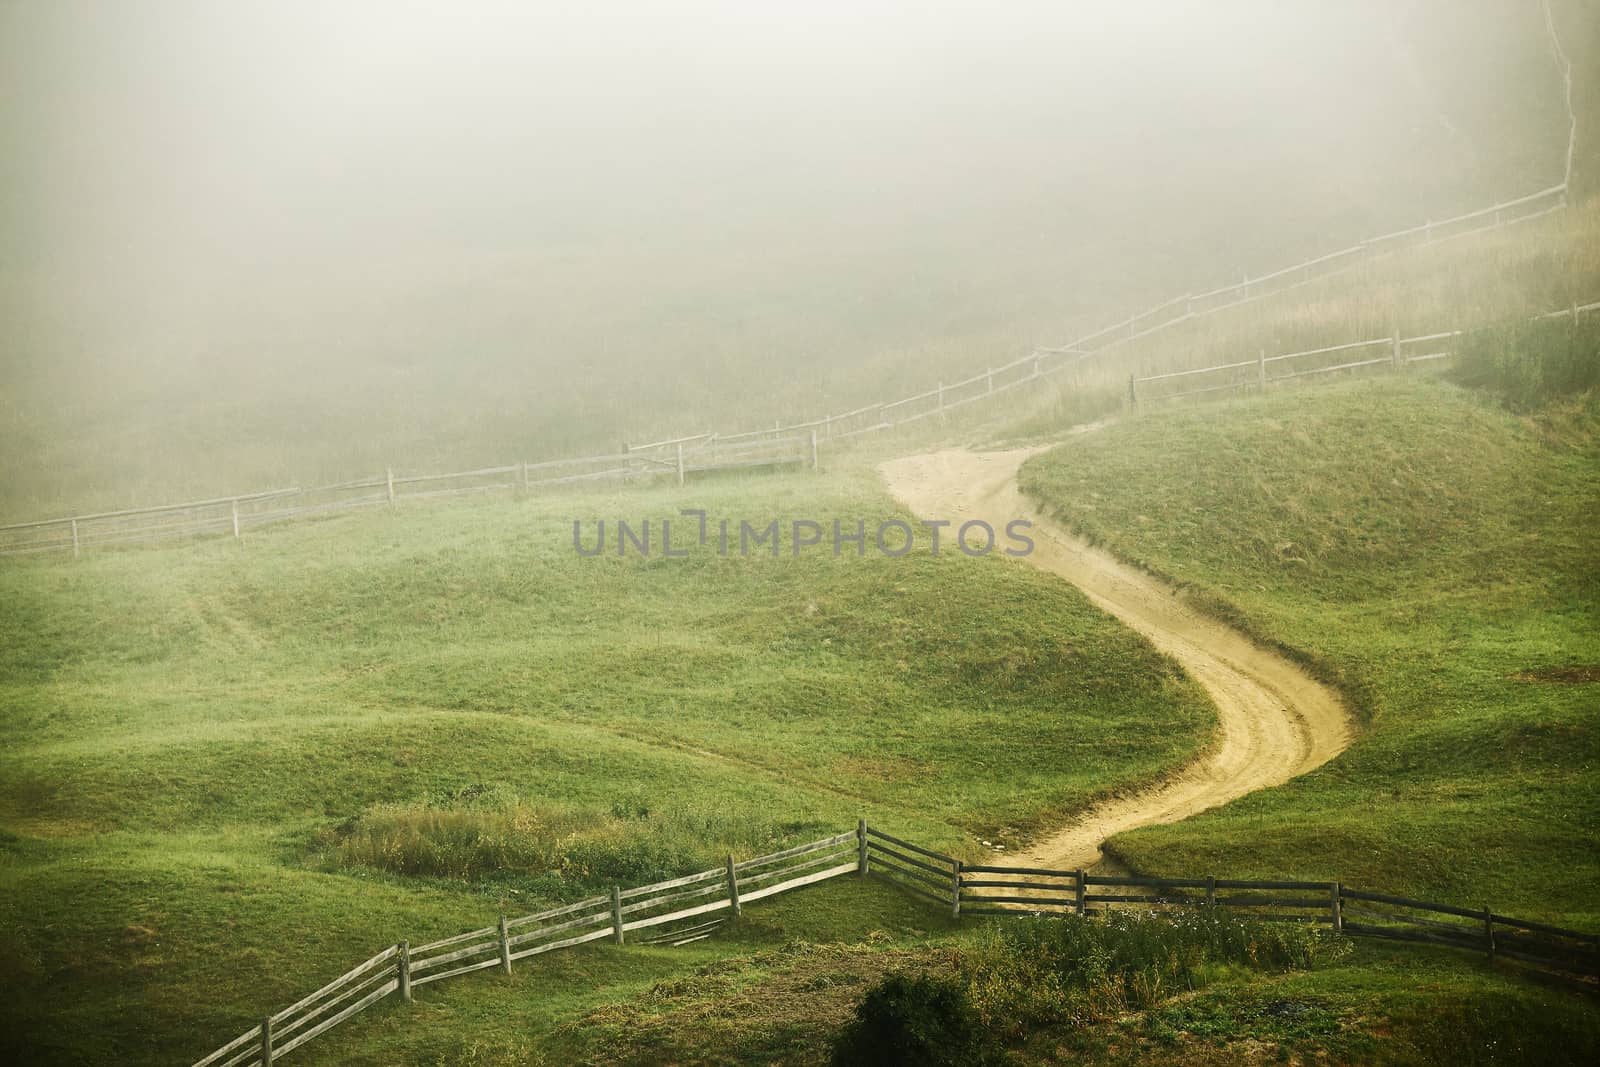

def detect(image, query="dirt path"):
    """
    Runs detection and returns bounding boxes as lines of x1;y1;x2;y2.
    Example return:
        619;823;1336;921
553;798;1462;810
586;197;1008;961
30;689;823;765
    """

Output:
879;446;1352;871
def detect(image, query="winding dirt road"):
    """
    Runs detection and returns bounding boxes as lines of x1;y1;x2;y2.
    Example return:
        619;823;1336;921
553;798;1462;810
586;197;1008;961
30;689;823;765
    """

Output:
880;447;1351;871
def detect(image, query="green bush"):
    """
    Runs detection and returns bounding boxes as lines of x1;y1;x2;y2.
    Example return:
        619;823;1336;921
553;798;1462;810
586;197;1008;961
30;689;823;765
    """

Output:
1452;314;1600;409
830;973;1003;1067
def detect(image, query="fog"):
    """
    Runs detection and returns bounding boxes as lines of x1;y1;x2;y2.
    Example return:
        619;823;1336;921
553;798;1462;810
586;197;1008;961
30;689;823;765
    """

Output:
0;1;1577;512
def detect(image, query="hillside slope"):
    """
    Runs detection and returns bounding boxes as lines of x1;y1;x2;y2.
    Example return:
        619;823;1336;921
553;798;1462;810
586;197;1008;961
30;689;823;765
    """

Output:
1020;376;1600;926
0;464;1216;1065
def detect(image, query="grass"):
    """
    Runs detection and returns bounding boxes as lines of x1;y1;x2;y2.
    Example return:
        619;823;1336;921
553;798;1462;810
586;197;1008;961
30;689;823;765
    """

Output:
3;195;1598;1065
533;918;1600;1066
0;461;1215;1064
1019;374;1600;927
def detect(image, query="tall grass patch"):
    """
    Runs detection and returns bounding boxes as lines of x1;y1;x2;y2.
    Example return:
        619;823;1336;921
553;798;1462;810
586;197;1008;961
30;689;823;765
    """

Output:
963;910;1346;1036
323;782;804;891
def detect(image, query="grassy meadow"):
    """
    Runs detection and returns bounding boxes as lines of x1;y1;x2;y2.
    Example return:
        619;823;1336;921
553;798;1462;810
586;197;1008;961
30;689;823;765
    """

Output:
1019;372;1600;927
4;5;1599;1062
0;460;1216;1064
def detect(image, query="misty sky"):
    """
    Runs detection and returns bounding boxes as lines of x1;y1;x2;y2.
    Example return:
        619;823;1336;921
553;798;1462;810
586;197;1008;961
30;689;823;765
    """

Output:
0;1;1575;510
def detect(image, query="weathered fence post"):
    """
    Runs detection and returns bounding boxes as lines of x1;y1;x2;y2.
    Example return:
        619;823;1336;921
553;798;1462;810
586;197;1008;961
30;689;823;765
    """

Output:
1032;353;1041;378
809;429;818;471
1257;349;1267;392
397;940;411;1003
70;518;80;560
950;861;962;919
1127;375;1138;411
498;913;513;975
857;819;869;875
519;462;528;491
726;854;742;918
1392;327;1403;367
260;1016;274;1067
386;468;396;504
986;367;994;395
937;382;945;418
610;886;625;945
1206;876;1216;907
675;444;685;487
824;414;832;439
1330;883;1343;933
1484;906;1496;960
1075;870;1087;916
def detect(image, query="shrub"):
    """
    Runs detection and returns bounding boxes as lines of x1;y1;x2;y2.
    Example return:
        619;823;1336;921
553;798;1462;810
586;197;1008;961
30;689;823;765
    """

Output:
1453;314;1600;409
830;973;1003;1067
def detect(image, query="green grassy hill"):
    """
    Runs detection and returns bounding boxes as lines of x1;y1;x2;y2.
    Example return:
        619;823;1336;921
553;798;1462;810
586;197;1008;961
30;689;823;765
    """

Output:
0;462;1215;1064
1020;374;1600;927
6;367;1597;1066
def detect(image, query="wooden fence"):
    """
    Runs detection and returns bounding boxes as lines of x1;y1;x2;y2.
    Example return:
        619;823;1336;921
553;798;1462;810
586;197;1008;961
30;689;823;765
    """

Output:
707;180;1575;446
858;825;1599;975
191;829;858;1067
191;819;1598;1065
1127;297;1600;407
0;433;817;558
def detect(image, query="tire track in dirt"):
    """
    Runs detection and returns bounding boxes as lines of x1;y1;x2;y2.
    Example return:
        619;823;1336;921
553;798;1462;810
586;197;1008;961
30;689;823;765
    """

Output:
880;446;1352;870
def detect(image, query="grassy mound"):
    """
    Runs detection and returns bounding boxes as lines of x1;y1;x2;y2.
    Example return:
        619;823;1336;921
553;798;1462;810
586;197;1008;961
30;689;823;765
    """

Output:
1020;375;1600;925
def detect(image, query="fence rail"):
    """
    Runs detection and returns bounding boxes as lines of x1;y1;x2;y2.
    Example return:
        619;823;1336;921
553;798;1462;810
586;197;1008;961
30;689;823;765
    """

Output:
189;818;1598;1065
189;828;858;1067
719;179;1574;444
1;433;818;558
859;826;1596;971
1126;297;1600;407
